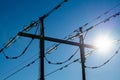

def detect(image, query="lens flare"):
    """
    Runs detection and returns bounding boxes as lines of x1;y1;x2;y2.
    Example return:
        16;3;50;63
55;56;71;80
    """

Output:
94;35;113;52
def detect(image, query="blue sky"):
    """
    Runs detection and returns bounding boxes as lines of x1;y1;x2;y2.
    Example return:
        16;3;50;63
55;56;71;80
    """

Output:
0;0;120;80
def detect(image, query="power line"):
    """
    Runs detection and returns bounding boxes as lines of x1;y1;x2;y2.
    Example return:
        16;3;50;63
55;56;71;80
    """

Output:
2;25;39;59
0;53;38;78
2;39;33;59
5;40;119;80
45;44;120;77
45;28;91;65
2;57;39;80
81;11;120;34
1;48;95;80
45;48;79;65
45;58;80;77
0;21;38;54
74;2;120;32
44;50;95;77
86;45;120;69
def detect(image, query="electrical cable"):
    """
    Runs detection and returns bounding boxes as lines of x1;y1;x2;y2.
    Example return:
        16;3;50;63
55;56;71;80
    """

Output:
44;49;96;77
73;2;120;32
2;25;39;59
2;57;39;80
3;39;33;59
45;48;79;65
85;46;120;69
46;31;78;54
44;58;80;77
0;53;38;78
81;11;120;34
0;21;38;54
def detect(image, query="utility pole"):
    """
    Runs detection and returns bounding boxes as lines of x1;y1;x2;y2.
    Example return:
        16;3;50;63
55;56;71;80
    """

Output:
79;27;86;80
39;16;45;80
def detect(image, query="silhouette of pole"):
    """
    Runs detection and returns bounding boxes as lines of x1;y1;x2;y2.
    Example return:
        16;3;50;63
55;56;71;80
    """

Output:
79;27;86;80
38;1;68;79
39;16;45;80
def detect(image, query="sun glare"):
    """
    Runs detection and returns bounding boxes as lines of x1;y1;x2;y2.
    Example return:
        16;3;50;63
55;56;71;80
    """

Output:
94;35;113;53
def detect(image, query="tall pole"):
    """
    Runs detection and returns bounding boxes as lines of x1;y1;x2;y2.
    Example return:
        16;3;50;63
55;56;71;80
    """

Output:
38;1;68;80
40;16;45;80
79;27;86;80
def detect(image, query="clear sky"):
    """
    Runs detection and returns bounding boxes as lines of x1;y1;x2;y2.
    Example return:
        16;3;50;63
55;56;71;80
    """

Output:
0;0;120;80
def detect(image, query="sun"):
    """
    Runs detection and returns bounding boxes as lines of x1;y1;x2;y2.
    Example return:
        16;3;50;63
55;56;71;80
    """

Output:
94;35;113;53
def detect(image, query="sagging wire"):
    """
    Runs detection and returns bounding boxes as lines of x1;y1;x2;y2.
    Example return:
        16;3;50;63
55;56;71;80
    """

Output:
45;58;80;77
85;45;120;69
46;31;79;54
45;48;79;65
2;24;39;59
0;21;38;54
2;39;33;59
2;49;95;80
0;35;20;53
44;50;95;77
45;30;90;65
